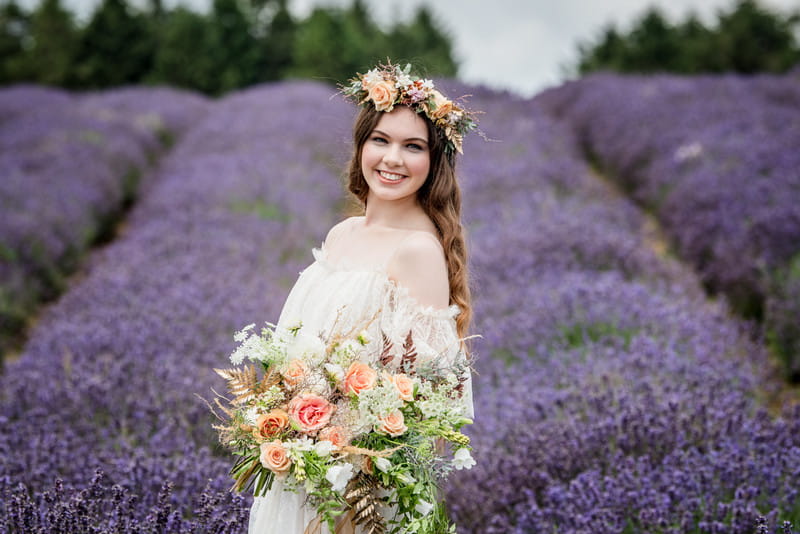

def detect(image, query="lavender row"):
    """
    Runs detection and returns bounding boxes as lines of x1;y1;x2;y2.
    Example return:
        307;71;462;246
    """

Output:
2;80;797;533
534;72;800;380
0;81;353;531
437;83;798;533
0;85;210;357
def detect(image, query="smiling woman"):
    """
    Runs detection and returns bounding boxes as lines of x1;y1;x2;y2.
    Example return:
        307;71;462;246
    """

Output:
242;62;479;534
360;108;431;213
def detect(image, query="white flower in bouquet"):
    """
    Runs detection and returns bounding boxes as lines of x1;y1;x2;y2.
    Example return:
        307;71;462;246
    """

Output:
233;323;255;342
414;500;434;517
325;463;354;492
452;448;476;470
333;339;363;366
356;330;371;345
286;331;327;366
324;363;345;382
374;457;391;472
314;440;335;457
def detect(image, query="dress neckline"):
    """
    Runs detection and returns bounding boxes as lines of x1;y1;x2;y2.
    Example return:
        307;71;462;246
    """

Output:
310;243;461;321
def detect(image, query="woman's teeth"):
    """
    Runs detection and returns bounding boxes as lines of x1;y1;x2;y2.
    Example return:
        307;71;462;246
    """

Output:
379;170;405;182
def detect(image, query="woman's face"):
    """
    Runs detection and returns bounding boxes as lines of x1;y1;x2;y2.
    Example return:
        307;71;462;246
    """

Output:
360;106;431;205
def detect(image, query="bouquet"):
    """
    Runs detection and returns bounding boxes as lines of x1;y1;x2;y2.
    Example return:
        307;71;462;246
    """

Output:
211;313;475;534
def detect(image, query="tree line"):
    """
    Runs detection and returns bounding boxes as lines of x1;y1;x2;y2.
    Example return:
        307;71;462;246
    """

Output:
0;0;457;95
575;0;800;75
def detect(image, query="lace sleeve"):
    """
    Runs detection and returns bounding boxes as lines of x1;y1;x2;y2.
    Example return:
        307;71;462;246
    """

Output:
378;280;474;419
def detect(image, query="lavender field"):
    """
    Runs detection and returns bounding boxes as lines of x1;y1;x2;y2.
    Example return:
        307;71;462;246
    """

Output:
535;73;800;381
0;85;210;356
1;75;798;533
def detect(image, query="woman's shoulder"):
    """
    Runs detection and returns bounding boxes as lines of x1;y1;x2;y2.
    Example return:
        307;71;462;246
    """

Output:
324;216;364;244
387;230;449;310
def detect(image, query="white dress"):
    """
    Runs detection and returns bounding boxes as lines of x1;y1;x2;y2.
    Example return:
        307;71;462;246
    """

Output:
248;243;474;534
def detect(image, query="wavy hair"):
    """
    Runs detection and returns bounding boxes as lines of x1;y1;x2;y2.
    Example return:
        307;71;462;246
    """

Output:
345;105;472;339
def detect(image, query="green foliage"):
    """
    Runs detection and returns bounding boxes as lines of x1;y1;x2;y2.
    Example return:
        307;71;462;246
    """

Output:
28;0;78;86
147;7;215;91
765;253;800;382
576;0;800;75
0;1;32;82
0;0;458;94
71;0;156;87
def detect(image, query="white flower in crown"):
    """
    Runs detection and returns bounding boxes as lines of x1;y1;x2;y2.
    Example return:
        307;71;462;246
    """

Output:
420;79;434;91
394;69;413;89
362;68;383;88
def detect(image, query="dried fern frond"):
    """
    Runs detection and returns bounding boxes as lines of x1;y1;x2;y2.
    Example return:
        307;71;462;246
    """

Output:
214;365;259;404
399;330;417;374
344;473;385;534
379;331;394;367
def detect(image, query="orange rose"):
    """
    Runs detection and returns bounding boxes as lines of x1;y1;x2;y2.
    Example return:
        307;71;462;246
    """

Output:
255;409;288;440
382;371;415;402
343;362;377;396
283;359;308;387
288;393;334;433
367;80;397;112
318;425;350;448
260;441;291;475
430;90;454;120
378;411;407;437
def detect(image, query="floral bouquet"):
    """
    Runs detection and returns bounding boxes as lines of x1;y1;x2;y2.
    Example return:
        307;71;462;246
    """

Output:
211;314;475;534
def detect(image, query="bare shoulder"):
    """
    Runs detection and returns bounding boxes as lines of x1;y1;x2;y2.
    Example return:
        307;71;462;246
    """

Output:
387;231;450;309
324;216;363;245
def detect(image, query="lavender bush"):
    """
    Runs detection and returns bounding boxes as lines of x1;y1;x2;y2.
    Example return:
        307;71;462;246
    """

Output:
1;79;797;533
0;85;209;358
0;81;352;531
535;72;800;380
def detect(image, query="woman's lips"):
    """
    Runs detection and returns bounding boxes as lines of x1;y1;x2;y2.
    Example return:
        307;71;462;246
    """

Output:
377;170;407;183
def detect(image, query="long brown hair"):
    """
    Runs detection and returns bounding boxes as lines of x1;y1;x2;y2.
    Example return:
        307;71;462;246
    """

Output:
346;105;472;339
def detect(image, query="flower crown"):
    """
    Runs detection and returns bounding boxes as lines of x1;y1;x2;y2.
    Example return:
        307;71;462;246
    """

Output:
341;62;478;154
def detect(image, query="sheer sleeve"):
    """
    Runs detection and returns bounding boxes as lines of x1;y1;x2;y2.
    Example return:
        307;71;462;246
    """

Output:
378;280;474;419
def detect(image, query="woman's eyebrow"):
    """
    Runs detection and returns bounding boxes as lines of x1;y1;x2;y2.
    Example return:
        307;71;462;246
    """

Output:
372;129;429;145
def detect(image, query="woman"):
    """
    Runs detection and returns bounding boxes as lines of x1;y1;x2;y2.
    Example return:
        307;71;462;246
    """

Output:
248;62;476;534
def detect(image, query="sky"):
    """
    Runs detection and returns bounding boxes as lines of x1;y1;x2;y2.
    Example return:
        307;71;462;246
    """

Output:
22;0;800;97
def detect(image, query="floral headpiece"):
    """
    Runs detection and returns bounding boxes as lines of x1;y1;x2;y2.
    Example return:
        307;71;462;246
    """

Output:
341;62;478;154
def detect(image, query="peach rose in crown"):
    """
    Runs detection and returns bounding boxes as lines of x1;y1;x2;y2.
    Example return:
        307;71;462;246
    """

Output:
318;425;351;448
367;80;398;112
382;371;415;402
378;411;407;437
260;441;291;476
283;358;308;387
255;409;288;440
430;90;454;120
343;361;377;396
288;393;334;433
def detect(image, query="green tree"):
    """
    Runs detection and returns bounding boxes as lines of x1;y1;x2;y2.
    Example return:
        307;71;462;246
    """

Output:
259;0;295;81
714;0;799;72
72;0;155;87
0;1;31;83
205;0;261;94
575;0;800;75
387;6;457;77
148;6;215;90
27;0;78;86
624;8;682;71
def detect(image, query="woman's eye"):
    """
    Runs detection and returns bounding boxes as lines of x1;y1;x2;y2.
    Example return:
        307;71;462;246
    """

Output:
407;143;423;151
371;136;387;144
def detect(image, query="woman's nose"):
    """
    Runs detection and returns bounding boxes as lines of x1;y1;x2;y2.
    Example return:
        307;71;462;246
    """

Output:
382;144;402;166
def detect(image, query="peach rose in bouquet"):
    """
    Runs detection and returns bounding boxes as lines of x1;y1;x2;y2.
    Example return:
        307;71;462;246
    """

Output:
260;441;291;476
343;361;377;396
288;393;334;433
